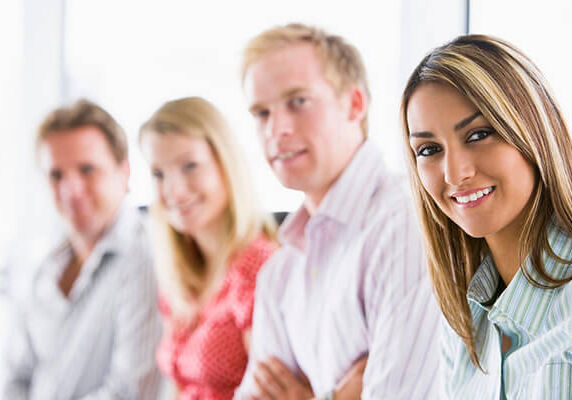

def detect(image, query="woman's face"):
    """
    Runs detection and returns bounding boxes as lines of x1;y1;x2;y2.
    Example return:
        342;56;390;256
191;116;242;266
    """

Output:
406;83;536;241
142;132;229;236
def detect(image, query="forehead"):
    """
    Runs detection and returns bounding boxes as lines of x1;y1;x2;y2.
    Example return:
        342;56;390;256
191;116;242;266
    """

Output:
407;83;478;132
244;43;330;104
39;126;117;168
142;132;214;164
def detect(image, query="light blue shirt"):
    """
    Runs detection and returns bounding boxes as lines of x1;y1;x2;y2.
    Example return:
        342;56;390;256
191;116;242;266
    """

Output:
441;221;572;399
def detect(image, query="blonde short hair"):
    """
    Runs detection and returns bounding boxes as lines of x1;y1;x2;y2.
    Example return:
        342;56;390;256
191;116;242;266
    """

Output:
242;23;371;135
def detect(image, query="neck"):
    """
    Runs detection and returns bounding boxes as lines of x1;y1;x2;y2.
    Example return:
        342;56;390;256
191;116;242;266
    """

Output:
304;136;364;216
68;234;97;265
192;214;229;267
485;220;525;286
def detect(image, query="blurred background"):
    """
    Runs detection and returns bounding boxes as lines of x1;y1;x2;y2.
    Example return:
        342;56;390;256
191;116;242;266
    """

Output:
1;0;571;300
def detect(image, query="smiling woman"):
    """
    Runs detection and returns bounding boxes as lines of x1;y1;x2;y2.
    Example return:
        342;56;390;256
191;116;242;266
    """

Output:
401;35;572;399
138;97;277;400
407;83;537;243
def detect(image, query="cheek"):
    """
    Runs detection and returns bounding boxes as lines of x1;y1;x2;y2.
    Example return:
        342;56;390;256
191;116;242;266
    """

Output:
417;162;443;202
51;182;63;200
156;184;170;208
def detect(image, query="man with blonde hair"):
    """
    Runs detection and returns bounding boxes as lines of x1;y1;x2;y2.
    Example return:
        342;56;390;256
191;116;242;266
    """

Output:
235;24;440;399
0;99;161;399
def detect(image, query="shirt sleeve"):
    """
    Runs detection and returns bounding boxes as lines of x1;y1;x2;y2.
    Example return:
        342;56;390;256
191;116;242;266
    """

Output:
0;299;34;400
233;253;301;399
79;248;163;400
361;206;441;400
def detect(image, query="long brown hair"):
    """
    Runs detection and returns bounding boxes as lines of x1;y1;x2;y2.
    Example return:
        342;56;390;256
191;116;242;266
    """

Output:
401;35;572;368
140;97;276;317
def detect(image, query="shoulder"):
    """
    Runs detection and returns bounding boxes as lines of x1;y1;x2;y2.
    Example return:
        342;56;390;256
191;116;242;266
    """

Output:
251;242;298;300
117;209;154;269
546;279;572;328
365;172;416;226
362;173;423;258
231;236;278;281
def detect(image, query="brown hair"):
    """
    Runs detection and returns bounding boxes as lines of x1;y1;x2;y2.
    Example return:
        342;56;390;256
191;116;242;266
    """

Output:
37;98;127;163
401;35;572;369
242;23;371;135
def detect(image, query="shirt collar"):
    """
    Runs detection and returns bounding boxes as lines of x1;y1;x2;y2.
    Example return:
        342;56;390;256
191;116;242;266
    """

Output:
468;220;572;331
279;140;384;249
467;254;500;305
38;204;141;300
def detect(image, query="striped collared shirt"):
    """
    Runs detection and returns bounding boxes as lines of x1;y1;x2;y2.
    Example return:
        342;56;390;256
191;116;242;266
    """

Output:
441;222;572;399
236;140;440;399
0;206;162;400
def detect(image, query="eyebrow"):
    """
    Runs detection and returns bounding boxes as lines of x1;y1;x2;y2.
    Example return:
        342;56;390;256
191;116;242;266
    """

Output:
248;87;307;114
409;111;483;138
454;111;482;131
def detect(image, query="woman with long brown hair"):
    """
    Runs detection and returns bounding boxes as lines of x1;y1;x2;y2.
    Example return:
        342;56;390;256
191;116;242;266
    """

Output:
139;97;276;399
402;35;572;398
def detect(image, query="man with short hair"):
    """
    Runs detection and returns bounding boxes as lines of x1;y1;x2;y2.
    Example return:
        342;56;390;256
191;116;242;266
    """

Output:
235;24;440;399
0;100;161;399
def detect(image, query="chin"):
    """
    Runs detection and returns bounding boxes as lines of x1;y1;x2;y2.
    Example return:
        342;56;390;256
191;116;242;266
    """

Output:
276;175;310;192
457;224;490;239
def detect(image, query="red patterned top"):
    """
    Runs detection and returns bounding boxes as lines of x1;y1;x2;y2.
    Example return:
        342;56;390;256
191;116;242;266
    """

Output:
156;236;276;400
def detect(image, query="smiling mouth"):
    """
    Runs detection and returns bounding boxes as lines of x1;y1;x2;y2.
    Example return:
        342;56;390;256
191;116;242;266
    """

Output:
272;149;306;162
173;200;199;214
452;186;495;204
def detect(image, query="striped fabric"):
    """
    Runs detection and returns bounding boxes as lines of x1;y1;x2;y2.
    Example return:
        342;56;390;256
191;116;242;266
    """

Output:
0;206;162;400
235;140;441;399
441;221;572;399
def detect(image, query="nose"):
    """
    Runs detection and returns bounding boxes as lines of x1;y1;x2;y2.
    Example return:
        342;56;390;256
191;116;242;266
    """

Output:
162;174;188;205
264;108;293;140
443;147;476;186
59;173;87;199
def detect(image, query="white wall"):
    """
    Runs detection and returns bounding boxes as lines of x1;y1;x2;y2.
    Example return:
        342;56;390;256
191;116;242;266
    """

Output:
470;0;572;122
63;0;413;213
0;0;469;267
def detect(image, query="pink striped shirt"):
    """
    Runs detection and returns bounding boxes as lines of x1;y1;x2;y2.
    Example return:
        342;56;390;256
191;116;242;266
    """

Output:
236;140;440;399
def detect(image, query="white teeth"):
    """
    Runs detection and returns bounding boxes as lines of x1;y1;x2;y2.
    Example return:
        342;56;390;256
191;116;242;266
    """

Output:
454;187;493;204
276;151;297;160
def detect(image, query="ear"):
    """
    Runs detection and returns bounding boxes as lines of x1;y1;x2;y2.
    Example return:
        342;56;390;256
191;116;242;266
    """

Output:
119;159;130;191
347;86;367;124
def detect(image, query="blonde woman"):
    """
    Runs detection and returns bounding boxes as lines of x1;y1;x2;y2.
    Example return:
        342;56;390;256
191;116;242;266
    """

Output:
402;35;572;399
139;97;276;399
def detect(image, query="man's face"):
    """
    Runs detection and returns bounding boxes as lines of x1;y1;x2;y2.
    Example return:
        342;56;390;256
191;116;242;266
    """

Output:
38;126;129;243
244;43;363;206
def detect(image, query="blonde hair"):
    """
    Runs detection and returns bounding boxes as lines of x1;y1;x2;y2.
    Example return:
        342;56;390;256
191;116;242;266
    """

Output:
37;98;127;163
140;97;276;316
401;35;572;369
242;23;371;136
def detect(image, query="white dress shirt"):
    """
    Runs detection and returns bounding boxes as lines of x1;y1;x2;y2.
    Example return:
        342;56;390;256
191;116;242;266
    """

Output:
0;206;162;400
235;140;440;399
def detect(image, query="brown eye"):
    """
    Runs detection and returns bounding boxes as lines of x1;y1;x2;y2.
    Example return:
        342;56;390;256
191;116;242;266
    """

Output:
151;170;163;180
79;164;94;176
467;129;494;143
182;162;197;173
416;143;441;157
50;169;62;181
